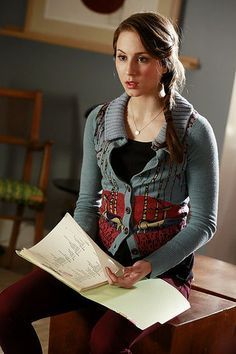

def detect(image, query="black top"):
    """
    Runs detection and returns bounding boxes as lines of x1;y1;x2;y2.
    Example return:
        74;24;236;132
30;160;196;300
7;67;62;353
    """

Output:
111;139;155;183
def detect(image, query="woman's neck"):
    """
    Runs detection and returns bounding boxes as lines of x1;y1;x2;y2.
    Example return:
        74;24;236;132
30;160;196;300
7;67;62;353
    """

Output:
128;95;165;121
125;95;166;142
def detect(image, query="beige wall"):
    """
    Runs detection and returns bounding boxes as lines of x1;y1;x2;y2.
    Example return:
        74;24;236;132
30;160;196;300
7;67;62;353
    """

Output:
206;72;236;264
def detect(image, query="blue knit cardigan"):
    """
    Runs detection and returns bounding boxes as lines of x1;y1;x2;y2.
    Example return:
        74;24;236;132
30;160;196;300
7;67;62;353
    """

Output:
74;92;219;279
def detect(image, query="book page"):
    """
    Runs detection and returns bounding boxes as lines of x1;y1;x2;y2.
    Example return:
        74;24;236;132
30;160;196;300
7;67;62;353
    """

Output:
81;278;190;330
17;213;122;291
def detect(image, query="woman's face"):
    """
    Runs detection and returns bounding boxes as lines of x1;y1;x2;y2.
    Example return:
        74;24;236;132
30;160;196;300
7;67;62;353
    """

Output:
115;30;165;97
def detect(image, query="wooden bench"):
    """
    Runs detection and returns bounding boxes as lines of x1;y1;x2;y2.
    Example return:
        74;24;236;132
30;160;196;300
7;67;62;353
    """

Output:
48;255;236;354
192;254;236;302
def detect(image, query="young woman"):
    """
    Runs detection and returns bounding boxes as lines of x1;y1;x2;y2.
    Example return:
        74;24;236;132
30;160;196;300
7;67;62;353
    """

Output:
0;12;219;354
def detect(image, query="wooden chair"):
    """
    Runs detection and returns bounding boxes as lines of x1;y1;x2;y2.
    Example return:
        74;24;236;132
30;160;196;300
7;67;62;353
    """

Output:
0;87;53;268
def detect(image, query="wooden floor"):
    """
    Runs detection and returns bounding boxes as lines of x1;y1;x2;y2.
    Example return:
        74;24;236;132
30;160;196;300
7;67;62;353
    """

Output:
0;264;50;354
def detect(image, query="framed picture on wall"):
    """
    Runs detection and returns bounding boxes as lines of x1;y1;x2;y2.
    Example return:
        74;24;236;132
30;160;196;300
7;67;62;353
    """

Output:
25;0;183;54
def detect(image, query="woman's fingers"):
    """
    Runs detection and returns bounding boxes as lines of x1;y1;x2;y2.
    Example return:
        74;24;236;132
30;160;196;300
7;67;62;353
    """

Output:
105;261;152;288
105;267;118;284
105;267;141;288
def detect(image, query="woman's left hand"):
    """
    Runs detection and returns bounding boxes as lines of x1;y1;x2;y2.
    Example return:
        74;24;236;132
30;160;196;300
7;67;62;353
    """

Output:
105;260;152;289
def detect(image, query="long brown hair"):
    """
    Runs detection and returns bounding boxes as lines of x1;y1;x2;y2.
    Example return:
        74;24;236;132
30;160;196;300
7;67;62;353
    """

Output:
113;12;185;163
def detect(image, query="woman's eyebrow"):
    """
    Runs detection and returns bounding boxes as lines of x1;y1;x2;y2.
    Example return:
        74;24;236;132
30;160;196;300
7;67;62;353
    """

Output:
116;49;149;55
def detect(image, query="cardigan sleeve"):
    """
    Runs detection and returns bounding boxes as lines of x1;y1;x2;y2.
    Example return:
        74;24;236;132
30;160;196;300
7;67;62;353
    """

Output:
145;114;219;278
73;106;102;240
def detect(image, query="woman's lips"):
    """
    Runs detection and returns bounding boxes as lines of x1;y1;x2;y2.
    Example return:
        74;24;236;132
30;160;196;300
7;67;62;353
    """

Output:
125;81;139;89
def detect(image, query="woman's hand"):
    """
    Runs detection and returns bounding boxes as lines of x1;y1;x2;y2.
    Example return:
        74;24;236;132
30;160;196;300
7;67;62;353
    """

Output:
105;260;152;289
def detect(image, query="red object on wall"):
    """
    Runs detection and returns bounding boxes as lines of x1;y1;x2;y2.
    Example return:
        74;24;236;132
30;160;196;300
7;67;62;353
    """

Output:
81;0;125;14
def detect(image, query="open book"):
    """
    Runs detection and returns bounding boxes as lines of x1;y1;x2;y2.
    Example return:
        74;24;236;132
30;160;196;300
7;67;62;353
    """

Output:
17;213;190;329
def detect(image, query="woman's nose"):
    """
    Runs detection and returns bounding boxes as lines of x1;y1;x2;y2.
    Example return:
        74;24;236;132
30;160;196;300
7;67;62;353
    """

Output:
126;60;137;75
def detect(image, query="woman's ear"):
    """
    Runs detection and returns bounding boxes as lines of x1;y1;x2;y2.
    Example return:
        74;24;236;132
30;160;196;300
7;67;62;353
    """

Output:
160;58;168;74
157;59;168;75
162;66;168;74
161;62;168;74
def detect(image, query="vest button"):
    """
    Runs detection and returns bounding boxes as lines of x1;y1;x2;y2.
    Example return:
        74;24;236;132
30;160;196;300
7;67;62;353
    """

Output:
126;185;131;192
125;207;131;214
131;248;139;255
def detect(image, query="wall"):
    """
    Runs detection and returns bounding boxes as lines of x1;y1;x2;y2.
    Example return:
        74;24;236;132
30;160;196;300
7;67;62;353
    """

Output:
181;0;236;263
182;0;236;156
0;0;236;262
206;72;236;264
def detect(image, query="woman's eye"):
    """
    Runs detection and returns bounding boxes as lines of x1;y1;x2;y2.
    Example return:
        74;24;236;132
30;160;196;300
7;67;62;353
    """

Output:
117;55;127;61
137;56;149;63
